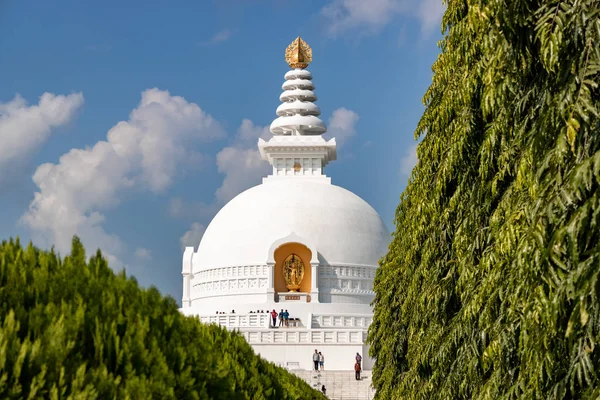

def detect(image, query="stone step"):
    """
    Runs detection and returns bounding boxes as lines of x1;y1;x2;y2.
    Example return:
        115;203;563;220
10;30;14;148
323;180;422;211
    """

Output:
291;370;375;400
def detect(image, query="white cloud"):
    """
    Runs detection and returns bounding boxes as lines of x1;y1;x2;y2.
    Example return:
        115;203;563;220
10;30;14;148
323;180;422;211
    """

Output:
199;29;232;46
321;0;403;35
326;107;359;146
212;108;359;203
400;143;418;176
172;120;271;246
20;88;225;266
134;247;152;260
237;118;271;144
212;29;232;43
180;222;206;250
417;0;446;34
168;197;218;220
215;119;271;203
0;92;84;185
321;0;445;36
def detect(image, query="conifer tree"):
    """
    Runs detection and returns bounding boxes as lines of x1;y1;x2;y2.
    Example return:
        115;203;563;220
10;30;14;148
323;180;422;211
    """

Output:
0;237;323;399
369;0;600;399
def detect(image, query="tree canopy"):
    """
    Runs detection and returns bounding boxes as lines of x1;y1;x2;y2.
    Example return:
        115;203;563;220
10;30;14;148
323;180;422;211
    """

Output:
0;237;323;399
369;0;599;399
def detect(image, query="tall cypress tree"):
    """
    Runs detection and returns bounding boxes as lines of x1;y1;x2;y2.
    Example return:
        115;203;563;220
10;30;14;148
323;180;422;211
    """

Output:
0;237;324;399
369;1;600;399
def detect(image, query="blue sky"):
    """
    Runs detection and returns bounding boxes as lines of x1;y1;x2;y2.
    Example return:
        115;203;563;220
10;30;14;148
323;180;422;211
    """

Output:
0;0;444;301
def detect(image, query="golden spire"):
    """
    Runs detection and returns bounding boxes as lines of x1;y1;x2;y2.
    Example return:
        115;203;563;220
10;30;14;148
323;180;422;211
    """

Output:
285;36;313;69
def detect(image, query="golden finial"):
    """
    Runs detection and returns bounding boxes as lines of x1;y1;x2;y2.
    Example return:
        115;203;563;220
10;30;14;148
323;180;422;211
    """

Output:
285;36;312;69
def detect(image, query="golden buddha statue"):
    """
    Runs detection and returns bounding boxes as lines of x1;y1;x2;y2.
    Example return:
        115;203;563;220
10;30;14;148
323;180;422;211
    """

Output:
283;253;305;292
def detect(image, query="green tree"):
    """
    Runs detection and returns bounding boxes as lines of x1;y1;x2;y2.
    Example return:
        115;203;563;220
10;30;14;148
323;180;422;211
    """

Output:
368;0;600;399
0;237;323;399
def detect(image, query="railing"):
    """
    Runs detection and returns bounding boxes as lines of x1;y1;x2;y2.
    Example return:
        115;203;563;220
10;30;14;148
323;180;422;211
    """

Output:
311;314;373;329
199;313;372;332
199;313;271;329
242;329;366;345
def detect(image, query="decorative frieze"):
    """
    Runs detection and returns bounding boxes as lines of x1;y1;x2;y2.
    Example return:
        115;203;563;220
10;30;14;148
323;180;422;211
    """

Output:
318;264;377;294
319;265;376;279
311;314;373;329
191;263;377;298
196;265;268;281
192;264;269;298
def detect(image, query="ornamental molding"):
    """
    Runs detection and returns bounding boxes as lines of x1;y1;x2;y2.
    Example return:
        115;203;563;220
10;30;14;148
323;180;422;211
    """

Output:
261;146;333;152
193;277;269;295
195;264;269;278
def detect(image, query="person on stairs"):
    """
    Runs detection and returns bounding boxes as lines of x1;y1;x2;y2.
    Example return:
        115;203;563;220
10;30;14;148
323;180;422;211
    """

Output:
354;361;361;380
313;349;320;371
321;385;326;395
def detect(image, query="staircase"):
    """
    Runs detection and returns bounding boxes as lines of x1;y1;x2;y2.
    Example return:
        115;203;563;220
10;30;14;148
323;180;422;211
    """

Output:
292;370;375;400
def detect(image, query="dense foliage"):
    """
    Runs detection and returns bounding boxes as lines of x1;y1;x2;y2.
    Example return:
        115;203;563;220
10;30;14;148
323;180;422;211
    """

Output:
0;237;322;399
369;0;600;399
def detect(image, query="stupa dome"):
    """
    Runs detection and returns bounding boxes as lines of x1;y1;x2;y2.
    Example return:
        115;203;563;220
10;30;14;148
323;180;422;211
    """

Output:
180;37;389;371
193;179;389;272
180;38;392;375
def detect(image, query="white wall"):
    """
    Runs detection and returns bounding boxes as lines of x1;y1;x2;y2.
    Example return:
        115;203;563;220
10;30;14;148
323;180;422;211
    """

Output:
179;309;376;371
252;343;372;371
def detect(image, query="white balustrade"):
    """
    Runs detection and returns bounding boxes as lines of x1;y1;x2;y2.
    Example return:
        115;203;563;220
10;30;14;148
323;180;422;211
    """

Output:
311;314;373;329
199;313;372;332
243;329;366;345
199;313;271;329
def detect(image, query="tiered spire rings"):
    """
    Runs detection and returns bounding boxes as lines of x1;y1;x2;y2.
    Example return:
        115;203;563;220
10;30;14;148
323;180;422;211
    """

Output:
270;37;327;136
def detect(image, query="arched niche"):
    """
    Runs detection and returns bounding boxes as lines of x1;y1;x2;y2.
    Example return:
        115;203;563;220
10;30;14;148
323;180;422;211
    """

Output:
273;243;312;293
267;232;318;264
267;232;318;294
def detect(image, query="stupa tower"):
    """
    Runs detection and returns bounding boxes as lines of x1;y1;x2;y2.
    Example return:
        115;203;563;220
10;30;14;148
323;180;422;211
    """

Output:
180;36;390;374
258;37;336;182
270;37;326;136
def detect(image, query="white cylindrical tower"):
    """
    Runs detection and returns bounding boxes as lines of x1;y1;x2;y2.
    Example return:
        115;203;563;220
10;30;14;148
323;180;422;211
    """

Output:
269;37;327;136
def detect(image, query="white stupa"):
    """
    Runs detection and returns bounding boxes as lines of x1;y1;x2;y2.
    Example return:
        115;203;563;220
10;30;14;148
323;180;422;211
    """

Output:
180;37;390;371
